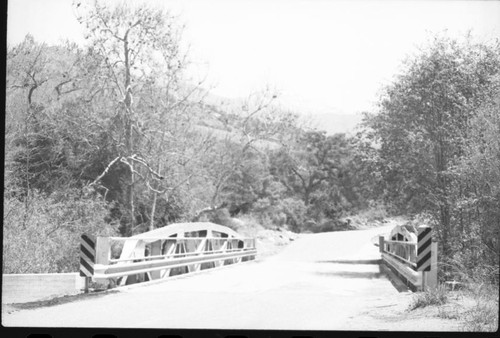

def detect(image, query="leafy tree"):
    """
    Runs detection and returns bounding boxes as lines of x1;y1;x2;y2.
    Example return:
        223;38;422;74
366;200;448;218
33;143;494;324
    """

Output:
192;91;297;221
450;91;500;283
272;131;350;206
349;127;386;209
364;34;500;280
6;36;103;210
364;34;500;254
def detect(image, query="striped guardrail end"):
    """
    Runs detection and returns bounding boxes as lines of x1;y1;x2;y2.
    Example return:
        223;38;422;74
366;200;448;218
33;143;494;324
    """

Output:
416;227;432;271
80;234;96;277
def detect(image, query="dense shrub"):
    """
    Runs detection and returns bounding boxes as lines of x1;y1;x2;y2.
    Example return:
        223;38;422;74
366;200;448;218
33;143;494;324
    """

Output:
277;198;307;232
199;208;244;231
3;189;118;273
462;282;499;332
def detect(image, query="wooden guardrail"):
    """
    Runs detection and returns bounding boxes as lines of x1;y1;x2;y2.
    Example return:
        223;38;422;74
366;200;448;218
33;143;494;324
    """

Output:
379;225;437;291
80;222;257;289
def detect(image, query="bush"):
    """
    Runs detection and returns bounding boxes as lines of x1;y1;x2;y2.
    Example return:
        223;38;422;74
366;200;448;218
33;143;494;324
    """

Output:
236;214;266;232
440;243;500;286
409;284;448;310
356;202;388;223
3;189;118;274
277;198;307;232
462;288;499;332
306;219;354;233
248;198;286;229
202;208;243;231
209;208;231;226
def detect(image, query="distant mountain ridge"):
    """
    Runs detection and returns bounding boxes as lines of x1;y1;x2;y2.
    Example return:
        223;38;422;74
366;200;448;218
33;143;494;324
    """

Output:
193;88;364;137
306;112;364;135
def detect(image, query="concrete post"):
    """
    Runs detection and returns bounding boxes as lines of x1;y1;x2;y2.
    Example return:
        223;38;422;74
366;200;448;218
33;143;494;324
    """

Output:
83;277;90;293
93;237;110;288
251;238;257;260
424;242;438;290
379;236;385;253
95;237;110;265
421;273;426;292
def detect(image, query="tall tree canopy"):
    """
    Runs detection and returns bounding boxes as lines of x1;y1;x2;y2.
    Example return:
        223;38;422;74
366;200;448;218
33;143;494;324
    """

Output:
364;34;500;281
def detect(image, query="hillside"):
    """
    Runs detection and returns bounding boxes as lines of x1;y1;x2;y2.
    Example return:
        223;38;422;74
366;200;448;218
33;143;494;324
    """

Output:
306;112;364;135
198;89;365;136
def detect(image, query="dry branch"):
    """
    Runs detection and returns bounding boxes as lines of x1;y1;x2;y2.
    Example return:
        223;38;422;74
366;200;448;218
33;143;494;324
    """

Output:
89;156;120;187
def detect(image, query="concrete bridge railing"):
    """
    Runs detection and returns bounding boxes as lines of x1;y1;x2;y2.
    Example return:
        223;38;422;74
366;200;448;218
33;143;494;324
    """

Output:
379;225;437;291
80;222;257;288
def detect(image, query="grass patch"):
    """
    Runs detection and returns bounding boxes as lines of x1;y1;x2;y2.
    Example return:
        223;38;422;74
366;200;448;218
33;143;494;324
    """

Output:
410;282;499;332
437;306;461;320
409;285;448;310
461;283;499;332
462;300;498;332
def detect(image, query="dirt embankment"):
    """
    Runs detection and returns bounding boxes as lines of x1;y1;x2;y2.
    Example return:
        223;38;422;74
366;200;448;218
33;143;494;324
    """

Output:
254;228;300;259
227;217;301;259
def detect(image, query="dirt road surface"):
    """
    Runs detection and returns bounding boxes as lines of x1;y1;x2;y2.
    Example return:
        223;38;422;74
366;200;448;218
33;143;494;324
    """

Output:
2;223;463;330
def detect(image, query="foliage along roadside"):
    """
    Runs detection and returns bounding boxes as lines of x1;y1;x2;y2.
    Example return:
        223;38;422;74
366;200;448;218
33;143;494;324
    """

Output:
362;33;500;286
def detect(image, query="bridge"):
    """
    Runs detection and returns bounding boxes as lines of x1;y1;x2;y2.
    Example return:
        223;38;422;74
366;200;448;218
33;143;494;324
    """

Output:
378;224;438;291
80;222;257;289
3;221;442;330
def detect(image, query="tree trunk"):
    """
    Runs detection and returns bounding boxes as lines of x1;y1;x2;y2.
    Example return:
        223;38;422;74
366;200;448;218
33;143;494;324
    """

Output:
304;190;310;206
149;163;162;231
124;32;135;236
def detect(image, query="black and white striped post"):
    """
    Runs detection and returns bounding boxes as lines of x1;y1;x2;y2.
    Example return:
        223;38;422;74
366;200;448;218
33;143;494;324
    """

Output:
80;234;110;292
80;234;96;293
417;226;438;291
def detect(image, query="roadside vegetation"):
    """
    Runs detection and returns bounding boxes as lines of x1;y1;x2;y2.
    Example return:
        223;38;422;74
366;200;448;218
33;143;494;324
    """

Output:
362;34;500;289
408;283;499;332
367;33;500;332
3;2;499;331
461;283;499;332
410;285;448;310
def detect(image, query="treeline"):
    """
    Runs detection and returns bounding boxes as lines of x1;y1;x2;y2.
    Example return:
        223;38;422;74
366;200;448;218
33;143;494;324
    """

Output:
3;2;372;273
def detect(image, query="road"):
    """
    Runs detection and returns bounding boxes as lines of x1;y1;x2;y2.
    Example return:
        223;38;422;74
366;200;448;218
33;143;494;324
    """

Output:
2;224;459;330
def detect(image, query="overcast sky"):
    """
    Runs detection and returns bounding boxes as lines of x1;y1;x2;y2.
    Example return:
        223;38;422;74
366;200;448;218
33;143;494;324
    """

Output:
7;0;500;118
